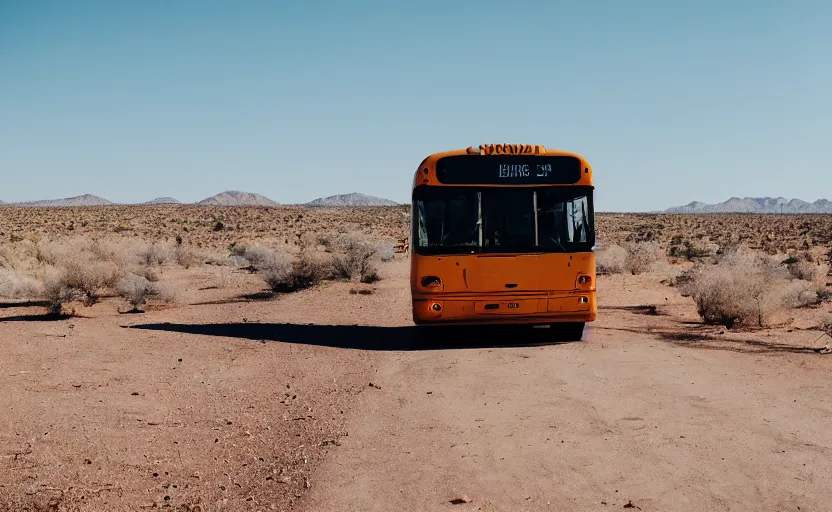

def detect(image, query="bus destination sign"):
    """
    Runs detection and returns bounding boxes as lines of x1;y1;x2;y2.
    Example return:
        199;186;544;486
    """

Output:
435;155;583;185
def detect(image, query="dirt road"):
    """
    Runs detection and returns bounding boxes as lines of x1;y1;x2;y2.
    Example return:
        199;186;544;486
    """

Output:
305;268;832;511
3;259;831;511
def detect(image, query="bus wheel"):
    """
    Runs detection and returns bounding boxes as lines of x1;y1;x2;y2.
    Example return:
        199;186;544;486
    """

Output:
550;322;585;342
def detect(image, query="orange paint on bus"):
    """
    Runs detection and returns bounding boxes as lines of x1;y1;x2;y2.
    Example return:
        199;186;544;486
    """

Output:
410;146;596;339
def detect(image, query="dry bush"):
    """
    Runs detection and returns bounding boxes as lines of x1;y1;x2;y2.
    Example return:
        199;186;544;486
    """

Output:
596;245;627;275
0;239;47;272
782;258;830;303
781;279;821;308
378;242;396;263
672;268;697;292
332;233;380;283
816;315;832;345
85;238;134;268
624;242;663;275
287;251;334;290
134;241;172;266
256;248;295;291
681;251;789;328
202;251;238;267
0;268;44;299
61;258;122;305
247;244;338;292
667;237;712;260
0;236;187;313
263;251;334;292
0;244;22;270
299;232;330;252
360;269;381;284
41;267;84;316
787;260;827;284
173;244;199;268
243;245;278;270
117;273;159;311
131;265;160;282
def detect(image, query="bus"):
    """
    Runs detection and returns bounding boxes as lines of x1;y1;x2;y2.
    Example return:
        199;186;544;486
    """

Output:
410;144;595;340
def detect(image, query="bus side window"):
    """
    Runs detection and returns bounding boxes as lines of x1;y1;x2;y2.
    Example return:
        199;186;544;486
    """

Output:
570;196;588;243
417;202;429;247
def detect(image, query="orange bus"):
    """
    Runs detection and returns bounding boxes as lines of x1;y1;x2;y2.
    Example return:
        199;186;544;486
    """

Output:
410;144;595;340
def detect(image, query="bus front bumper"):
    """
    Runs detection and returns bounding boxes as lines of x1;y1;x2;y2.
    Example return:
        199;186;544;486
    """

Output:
412;292;596;326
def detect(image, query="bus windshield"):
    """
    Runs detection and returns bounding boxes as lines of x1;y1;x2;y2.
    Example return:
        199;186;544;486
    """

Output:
413;186;594;255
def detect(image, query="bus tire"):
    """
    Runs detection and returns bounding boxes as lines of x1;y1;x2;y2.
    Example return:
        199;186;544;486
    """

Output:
550;322;585;342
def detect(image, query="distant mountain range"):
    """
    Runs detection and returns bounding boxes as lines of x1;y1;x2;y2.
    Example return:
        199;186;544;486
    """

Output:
665;197;832;214
143;197;182;205
10;194;115;207
197;191;279;206
305;192;399;207
0;190;399;207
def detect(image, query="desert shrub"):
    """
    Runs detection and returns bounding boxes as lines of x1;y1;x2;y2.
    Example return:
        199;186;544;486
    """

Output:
816;315;832;342
378;242;396;263
782;279;821;308
817;287;832;303
787;260;827;283
60;258;122;306
85;239;129;267
0;268;44;299
261;251;333;292
681;251;789;327
624;242;663;275
131;265;159;283
242;245;278;270
135;242;171;267
668;239;712;260
228;241;246;257
714;242;741;262
173;244;198;269
360;268;381;284
0;245;18;270
332;234;379;282
257;248;296;291
117;273;160;311
287;251;334;290
41;267;84;316
672;268;697;293
596;245;628;275
317;234;334;249
0;239;49;272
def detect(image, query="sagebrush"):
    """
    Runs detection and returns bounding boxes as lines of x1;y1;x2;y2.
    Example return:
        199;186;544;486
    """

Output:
681;251;790;327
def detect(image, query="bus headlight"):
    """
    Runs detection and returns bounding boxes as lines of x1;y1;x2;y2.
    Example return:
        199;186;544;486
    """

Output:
577;275;592;286
431;302;443;312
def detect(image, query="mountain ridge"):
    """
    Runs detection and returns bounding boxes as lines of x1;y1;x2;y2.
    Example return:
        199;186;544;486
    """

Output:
12;194;115;207
665;197;832;214
197;190;279;206
304;192;399;207
143;197;182;205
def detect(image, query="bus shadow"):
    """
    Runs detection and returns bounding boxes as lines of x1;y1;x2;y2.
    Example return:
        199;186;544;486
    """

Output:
124;322;577;351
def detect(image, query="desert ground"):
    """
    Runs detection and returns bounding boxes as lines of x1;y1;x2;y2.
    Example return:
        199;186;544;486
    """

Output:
2;206;832;512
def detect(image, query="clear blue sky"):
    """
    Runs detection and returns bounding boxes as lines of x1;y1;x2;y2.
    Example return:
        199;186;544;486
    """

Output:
1;1;829;211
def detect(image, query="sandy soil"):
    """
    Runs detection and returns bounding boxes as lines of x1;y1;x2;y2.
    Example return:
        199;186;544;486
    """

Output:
2;258;831;511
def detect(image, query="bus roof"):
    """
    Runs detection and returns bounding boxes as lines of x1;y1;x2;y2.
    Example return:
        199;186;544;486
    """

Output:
413;145;593;189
